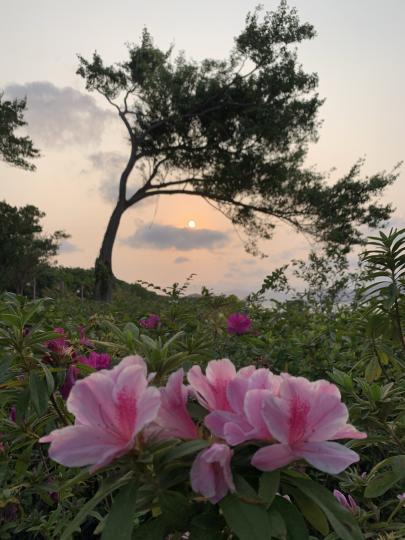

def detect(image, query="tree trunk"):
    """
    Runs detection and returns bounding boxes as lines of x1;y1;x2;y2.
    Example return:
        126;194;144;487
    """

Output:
94;200;127;301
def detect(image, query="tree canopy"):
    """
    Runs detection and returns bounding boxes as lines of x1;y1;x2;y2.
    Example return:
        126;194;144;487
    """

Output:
0;92;39;171
77;1;398;300
0;201;67;294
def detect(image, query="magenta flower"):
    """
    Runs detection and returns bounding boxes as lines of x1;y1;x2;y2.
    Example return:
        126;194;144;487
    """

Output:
44;327;71;358
9;405;16;423
79;325;93;347
205;368;281;445
190;443;235;503
77;352;111;370
40;355;161;471
187;359;249;412
60;365;80;400
226;313;252;335
139;314;160;329
152;368;199;440
333;490;358;514
251;375;367;474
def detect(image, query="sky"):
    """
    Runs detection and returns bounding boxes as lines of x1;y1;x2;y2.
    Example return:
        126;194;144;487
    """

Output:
1;0;404;297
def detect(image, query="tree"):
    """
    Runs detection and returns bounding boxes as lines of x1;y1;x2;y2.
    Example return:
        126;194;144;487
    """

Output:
0;201;67;295
77;2;398;301
0;92;39;170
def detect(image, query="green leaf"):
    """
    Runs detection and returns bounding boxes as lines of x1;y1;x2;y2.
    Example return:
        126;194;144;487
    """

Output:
101;481;138;540
157;440;209;466
365;356;381;382
29;371;50;416
132;516;168;540
365;455;405;497
288;488;329;536
158;490;189;531
267;506;287;539
61;472;133;540
123;322;139;339
15;386;30;422
288;478;363;540
39;361;55;394
189;510;224;540
220;494;272;540
259;471;280;508
272;496;309;540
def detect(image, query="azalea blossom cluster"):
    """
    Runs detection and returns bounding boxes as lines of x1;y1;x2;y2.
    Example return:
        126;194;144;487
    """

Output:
40;357;366;504
43;326;111;399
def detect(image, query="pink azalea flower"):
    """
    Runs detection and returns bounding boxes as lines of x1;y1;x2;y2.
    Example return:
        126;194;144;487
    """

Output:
152;368;199;440
251;375;367;475
40;355;161;471
139;314;160;329
190;443;235;503
188;359;254;412
205;368;281;445
226;313;252;335
333;490;358;513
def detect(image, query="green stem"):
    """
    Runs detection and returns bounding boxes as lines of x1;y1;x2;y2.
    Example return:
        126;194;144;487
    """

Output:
50;394;70;426
386;500;404;523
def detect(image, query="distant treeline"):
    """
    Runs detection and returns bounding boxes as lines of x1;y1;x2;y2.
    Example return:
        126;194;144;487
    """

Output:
4;265;158;301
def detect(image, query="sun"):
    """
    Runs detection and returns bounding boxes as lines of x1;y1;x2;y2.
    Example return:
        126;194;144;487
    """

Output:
187;219;197;228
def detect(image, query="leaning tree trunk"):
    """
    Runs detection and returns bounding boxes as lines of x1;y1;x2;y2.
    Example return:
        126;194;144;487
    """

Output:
94;200;127;302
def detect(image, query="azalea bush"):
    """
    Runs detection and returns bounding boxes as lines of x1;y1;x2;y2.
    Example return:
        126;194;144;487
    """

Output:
1;229;405;538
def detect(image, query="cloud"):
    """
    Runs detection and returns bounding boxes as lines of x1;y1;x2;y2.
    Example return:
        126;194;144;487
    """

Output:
123;223;230;251
5;81;113;148
87;152;128;202
174;256;190;264
86;151;155;207
59;240;81;253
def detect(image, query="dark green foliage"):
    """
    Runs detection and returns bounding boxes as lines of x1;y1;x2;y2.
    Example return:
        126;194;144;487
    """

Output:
0;201;67;294
1;229;405;538
0;91;39;170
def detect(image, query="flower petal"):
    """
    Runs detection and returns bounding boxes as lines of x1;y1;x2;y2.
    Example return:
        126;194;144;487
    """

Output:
187;365;216;411
67;372;115;428
244;389;272;440
294;441;360;474
206;359;236;384
40;425;122;468
251;443;296;471
261;395;290;443
331;424;367;440
135;386;161;435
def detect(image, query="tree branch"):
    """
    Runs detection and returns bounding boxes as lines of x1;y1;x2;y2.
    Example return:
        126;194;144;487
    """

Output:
133;187;307;231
